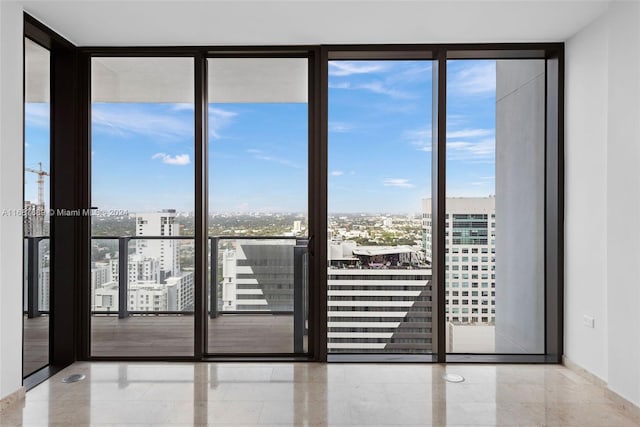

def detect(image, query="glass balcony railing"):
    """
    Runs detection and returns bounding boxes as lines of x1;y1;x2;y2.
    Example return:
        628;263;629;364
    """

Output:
88;236;308;318
87;235;309;355
23;236;50;317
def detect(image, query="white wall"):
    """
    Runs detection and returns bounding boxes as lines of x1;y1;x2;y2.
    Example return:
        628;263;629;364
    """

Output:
0;0;25;400
604;1;640;406
565;1;640;406
565;7;609;384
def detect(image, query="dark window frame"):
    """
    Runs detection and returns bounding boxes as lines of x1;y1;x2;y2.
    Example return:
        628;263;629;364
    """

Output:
24;12;563;367
24;13;83;389
22;33;53;382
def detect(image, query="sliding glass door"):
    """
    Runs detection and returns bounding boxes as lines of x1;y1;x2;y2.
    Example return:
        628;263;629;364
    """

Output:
23;37;51;376
87;53;311;358
206;56;309;355
327;56;434;358
90;57;195;357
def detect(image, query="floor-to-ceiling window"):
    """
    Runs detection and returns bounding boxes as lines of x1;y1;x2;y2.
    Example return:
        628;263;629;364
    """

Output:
206;56;310;355
73;44;561;363
89;57;195;357
444;59;546;355
23;37;51;377
327;56;434;359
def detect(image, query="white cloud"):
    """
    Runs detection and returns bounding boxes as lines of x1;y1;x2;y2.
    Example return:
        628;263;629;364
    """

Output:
446;138;495;161
329;62;387;77
404;128;432;152
25;103;50;128
172;103;194;112
209;107;238;140
447;128;493;139
383;178;415;188
92;105;192;140
470;175;495;186
449;62;496;95
329;122;353;133
359;81;412;99
328;81;352;89
387;64;433;84
152;153;191;166
246;149;301;169
405;127;496;157
329;80;412;99
331;171;344;176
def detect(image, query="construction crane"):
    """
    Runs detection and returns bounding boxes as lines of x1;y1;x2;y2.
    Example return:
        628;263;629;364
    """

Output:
25;162;49;207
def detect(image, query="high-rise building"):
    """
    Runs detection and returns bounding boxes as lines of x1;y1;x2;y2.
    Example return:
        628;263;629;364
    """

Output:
39;265;49;312
422;197;496;325
23;200;45;237
166;273;194;311
93;272;194;312
128;255;160;285
327;240;432;354
91;261;112;289
135;209;180;280
91;210;194;313
107;256;159;285
219;240;297;312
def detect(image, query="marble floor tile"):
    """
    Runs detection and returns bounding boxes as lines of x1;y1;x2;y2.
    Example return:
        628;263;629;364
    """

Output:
1;362;638;426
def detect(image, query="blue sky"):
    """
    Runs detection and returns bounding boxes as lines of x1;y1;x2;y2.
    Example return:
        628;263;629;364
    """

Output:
24;104;50;206
329;59;496;213
24;60;496;214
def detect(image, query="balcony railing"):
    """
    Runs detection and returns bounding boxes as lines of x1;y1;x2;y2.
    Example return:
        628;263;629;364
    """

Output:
24;236;49;318
25;236;308;320
26;235;309;353
89;235;306;312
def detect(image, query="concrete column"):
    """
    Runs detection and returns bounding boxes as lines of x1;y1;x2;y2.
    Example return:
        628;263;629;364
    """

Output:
495;59;545;353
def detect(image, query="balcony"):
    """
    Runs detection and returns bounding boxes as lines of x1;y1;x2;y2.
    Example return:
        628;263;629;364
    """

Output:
24;234;435;363
24;236;308;361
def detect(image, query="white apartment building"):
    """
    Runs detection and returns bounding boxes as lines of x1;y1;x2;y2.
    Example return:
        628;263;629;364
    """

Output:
23;200;45;237
91;210;193;312
93;272;194;312
135;209;180;278
91;261;112;289
127;281;168;312
107;256;159;286
93;282;118;312
166;273;195;312
423;197;496;325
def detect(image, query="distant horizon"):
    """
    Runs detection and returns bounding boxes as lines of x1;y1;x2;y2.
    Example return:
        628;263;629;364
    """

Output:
30;197;497;218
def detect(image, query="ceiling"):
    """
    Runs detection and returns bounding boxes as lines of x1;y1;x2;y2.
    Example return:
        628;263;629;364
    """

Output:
91;57;308;103
25;38;50;102
22;1;611;47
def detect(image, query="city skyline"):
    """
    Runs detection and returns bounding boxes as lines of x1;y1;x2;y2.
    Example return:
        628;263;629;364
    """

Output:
25;60;497;213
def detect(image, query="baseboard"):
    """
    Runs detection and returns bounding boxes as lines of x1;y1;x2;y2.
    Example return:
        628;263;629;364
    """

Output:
0;387;25;414
562;355;607;386
563;355;640;421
